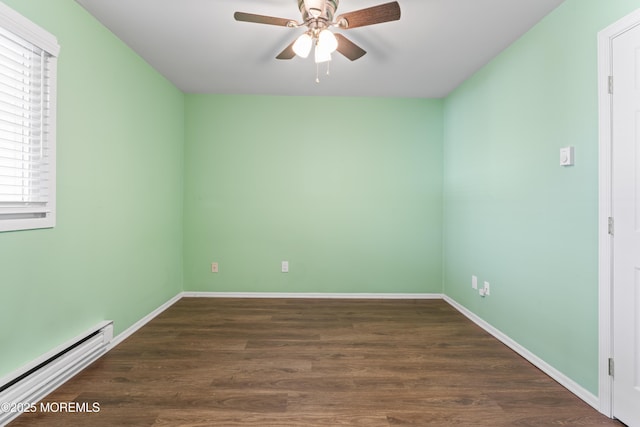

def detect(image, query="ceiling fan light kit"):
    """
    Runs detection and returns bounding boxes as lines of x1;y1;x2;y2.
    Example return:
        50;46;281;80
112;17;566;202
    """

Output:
292;33;313;58
234;0;401;81
318;29;338;54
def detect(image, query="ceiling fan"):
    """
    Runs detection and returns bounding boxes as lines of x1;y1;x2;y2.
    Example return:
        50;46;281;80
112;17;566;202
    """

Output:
234;0;401;64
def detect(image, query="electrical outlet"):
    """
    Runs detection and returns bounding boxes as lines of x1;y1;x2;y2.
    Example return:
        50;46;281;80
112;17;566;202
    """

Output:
211;262;218;273
483;281;490;296
472;275;478;290
281;261;289;273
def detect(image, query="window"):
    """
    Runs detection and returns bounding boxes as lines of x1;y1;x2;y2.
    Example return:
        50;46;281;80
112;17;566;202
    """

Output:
0;3;59;232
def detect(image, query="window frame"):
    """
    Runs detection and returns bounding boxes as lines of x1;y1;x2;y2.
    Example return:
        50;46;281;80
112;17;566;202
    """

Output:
0;2;59;233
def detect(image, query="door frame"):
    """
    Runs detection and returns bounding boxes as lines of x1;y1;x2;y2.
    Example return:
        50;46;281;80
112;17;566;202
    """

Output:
597;7;640;418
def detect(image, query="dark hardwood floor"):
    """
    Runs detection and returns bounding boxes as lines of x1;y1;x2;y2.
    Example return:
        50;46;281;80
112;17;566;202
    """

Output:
10;298;623;426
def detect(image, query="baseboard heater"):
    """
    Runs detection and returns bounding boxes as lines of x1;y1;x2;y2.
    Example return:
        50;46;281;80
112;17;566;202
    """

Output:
0;321;113;426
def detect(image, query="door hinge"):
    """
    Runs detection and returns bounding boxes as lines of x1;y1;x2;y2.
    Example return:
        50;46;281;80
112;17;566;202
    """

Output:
609;358;614;377
608;76;613;94
608;217;614;235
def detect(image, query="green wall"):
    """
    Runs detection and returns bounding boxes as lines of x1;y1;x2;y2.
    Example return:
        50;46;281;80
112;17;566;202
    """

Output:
0;0;184;379
443;0;640;395
184;95;443;294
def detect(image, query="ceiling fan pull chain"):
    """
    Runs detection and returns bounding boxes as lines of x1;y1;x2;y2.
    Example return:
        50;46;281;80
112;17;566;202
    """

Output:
326;61;330;76
316;63;320;83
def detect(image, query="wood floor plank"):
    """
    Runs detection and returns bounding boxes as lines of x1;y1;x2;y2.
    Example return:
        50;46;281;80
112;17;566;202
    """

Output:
8;298;623;426
152;410;392;427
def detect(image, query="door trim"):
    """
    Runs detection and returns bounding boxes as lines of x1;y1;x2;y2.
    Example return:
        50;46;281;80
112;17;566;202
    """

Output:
597;7;640;418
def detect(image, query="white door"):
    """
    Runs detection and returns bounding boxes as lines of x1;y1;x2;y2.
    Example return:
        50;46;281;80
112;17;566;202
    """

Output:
612;22;640;427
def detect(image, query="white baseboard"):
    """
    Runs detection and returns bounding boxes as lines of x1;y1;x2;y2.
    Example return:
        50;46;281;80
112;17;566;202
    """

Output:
182;291;444;299
443;295;600;411
108;293;183;349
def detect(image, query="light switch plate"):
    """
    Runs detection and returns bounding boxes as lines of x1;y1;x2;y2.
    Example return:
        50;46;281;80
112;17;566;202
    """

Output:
281;261;289;273
560;146;574;166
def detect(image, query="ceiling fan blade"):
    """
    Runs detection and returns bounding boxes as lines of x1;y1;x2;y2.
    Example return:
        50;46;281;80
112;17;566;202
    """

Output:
336;1;401;29
276;40;297;60
334;33;366;61
234;11;294;27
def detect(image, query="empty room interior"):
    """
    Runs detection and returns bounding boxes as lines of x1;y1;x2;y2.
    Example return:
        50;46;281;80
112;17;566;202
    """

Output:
1;0;639;425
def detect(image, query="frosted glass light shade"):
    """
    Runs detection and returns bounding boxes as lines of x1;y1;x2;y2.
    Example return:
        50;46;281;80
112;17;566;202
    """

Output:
318;29;338;53
314;29;337;63
292;33;312;58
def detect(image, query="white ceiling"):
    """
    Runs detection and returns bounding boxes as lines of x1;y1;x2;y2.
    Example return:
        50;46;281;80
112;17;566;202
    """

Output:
75;0;565;98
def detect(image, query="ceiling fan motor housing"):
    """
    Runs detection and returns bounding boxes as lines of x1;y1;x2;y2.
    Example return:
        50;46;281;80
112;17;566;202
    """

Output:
298;0;338;27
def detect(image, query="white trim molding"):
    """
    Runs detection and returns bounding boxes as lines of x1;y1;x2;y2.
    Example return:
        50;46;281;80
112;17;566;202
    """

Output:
108;293;183;349
182;291;444;299
0;2;59;56
596;7;640;418
443;296;600;411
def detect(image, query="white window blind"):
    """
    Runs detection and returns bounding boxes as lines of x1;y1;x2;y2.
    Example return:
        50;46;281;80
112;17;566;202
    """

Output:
0;4;58;232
